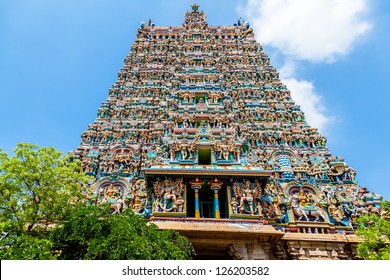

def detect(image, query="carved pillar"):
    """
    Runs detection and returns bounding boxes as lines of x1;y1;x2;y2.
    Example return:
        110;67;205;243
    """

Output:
246;243;254;260
190;177;203;218
213;188;221;219
261;243;272;260
228;244;242;260
209;178;223;219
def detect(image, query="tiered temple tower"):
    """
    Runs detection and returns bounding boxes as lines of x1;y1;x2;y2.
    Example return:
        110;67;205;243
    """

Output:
75;4;382;259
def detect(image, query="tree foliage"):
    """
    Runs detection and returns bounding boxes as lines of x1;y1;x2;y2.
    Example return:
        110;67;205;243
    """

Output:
0;143;90;234
355;201;390;260
50;205;194;260
0;143;194;260
0;233;56;260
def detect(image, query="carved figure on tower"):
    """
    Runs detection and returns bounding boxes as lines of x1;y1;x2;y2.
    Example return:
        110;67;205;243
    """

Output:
290;188;326;222
153;178;185;212
232;180;262;215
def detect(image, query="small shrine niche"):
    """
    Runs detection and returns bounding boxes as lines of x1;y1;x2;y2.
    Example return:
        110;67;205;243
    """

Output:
198;147;212;165
288;185;327;223
88;182;127;214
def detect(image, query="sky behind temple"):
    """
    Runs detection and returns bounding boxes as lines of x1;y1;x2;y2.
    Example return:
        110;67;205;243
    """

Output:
1;0;389;200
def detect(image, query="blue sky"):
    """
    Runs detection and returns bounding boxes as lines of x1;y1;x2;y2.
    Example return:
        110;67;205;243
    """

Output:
1;0;389;200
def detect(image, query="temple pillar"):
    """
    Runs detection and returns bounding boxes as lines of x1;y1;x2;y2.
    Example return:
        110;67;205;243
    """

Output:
190;178;203;219
194;188;200;218
213;188;220;219
246;243;254;260
209;178;223;219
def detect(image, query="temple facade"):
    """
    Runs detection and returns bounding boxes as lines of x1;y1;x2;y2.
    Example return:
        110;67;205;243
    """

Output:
75;4;382;259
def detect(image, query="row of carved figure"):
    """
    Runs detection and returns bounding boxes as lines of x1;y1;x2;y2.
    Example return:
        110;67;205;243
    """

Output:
96;98;305;117
81;124;312;144
86;178;382;228
106;84;293;99
129;39;261;53
115;71;278;86
76;138;355;185
93;105;308;127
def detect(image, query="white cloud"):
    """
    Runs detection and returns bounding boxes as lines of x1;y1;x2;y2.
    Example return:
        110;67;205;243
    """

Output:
279;60;332;131
285;79;329;130
238;0;372;132
240;0;372;62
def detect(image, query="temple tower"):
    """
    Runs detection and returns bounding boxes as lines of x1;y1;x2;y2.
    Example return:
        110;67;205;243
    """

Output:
75;4;382;259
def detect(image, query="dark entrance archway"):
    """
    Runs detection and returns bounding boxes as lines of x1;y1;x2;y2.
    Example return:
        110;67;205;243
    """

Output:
186;178;228;218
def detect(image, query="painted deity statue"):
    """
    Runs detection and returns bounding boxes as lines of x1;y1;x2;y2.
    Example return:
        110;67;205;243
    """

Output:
153;178;185;212
101;183;124;214
232;180;262;215
214;141;235;161
291;189;325;222
297;188;314;208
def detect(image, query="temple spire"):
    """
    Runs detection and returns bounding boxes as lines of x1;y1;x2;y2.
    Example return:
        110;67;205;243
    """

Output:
183;3;207;29
75;4;382;260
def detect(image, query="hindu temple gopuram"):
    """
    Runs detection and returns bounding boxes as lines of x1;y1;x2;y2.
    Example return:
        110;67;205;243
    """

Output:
74;4;383;259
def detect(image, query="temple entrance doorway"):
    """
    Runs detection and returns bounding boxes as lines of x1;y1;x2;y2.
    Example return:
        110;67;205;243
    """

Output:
186;178;228;218
199;187;214;218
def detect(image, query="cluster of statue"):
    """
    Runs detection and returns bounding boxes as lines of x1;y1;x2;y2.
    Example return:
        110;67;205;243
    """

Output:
76;5;382;229
87;183;125;214
87;179;150;215
231;180;263;215
152;178;185;212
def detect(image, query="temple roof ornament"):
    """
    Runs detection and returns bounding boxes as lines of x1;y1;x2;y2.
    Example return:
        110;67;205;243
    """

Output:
191;3;200;11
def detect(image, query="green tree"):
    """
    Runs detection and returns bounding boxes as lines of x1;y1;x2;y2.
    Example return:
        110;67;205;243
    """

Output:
50;205;194;260
355;201;390;260
0;143;194;260
0;143;91;259
0;143;90;233
0;233;57;260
